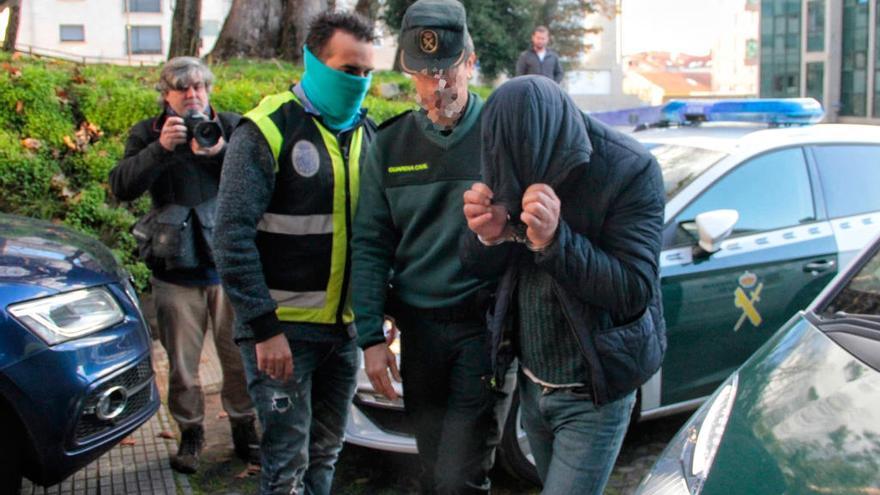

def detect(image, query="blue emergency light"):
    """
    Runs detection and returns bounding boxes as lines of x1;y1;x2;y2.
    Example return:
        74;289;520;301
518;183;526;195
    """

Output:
661;98;824;126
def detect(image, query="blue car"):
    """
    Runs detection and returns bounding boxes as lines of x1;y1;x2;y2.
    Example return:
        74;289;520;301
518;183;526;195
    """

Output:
0;213;159;491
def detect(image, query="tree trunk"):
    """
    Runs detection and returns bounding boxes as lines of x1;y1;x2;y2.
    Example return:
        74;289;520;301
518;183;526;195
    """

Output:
209;0;285;60
168;0;202;58
2;0;20;53
279;0;326;63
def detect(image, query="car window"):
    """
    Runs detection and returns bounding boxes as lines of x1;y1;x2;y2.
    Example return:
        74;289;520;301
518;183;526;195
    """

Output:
813;145;880;218
672;147;815;245
823;250;880;317
644;143;728;200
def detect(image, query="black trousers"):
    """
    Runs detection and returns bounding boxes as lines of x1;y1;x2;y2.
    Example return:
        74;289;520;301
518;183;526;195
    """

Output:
394;302;513;495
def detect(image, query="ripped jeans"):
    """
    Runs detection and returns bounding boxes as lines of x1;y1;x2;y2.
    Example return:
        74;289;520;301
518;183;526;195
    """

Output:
239;338;358;495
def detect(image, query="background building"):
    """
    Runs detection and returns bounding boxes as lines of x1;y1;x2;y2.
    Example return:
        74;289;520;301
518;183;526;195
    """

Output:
5;0;232;65
760;0;880;124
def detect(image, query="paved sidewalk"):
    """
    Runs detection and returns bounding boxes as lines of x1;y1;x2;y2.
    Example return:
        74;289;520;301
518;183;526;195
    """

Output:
20;296;226;495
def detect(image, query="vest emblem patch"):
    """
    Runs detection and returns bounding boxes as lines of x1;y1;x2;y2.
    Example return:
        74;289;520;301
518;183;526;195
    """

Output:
291;140;320;178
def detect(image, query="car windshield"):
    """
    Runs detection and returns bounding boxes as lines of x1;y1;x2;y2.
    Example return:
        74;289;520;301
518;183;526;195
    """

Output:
822;248;880;320
643;143;727;199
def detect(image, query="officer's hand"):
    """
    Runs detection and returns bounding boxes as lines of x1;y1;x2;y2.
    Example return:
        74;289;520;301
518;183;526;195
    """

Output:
159;116;188;152
521;183;560;249
256;333;294;382
463;182;508;243
191;136;226;156
363;343;401;401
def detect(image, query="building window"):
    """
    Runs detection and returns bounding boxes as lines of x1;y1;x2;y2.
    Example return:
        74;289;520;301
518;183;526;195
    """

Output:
127;26;162;54
840;0;870;116
806;62;824;106
126;0;160;13
806;0;824;52
59;25;85;42
760;0;801;98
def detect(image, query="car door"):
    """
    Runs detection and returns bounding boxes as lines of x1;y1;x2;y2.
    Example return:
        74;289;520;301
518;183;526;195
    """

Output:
659;147;838;406
810;144;880;270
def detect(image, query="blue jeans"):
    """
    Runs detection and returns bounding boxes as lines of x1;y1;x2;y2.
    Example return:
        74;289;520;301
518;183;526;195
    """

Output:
239;338;358;495
518;370;636;495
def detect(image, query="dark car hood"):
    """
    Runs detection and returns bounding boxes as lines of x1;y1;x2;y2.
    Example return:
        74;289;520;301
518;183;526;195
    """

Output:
703;316;880;494
0;214;124;293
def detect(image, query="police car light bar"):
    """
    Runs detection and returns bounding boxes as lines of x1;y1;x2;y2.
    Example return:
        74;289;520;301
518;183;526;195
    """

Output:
661;98;824;126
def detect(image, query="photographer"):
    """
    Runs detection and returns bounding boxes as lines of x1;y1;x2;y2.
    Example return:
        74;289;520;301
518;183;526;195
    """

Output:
109;57;257;475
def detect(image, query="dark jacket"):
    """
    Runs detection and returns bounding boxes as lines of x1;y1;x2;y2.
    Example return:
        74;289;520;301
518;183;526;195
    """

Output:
515;48;564;84
460;77;666;405
110;108;240;281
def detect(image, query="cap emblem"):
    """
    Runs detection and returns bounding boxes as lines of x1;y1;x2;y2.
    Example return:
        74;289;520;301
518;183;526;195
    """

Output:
419;29;439;54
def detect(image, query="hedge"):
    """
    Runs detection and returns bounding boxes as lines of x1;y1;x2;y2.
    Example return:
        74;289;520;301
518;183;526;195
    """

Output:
0;54;490;291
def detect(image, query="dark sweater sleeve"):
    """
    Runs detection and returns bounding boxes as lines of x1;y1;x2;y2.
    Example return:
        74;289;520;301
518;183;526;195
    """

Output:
213;121;282;342
535;156;664;322
109;121;173;201
459;228;514;280
350;144;398;349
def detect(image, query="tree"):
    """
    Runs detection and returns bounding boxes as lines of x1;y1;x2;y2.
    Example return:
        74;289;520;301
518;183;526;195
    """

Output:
168;0;202;58
209;0;326;63
2;0;20;53
384;0;534;80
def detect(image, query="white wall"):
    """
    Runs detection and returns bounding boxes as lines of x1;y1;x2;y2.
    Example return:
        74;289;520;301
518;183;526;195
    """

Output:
14;0;232;65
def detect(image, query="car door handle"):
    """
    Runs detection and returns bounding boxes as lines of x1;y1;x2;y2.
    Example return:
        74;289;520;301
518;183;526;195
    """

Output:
803;259;836;274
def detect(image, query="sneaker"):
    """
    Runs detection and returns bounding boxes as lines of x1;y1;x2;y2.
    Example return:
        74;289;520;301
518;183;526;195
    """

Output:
231;418;261;465
170;425;204;474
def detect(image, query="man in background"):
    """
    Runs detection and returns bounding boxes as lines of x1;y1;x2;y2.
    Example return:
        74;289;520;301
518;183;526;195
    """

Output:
515;25;564;83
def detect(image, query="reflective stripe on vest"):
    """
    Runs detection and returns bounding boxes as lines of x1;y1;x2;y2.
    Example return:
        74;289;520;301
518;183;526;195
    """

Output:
245;92;364;324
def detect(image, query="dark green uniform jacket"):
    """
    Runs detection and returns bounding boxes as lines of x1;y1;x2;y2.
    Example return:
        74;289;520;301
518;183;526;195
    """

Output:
351;93;492;348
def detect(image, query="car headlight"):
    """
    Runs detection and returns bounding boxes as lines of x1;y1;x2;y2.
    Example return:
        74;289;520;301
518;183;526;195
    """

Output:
9;287;125;345
637;373;739;495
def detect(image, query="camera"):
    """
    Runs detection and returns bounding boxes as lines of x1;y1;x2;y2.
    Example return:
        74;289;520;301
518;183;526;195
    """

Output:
184;110;223;148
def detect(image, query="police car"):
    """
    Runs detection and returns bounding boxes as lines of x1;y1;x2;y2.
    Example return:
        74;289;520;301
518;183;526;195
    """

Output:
344;99;880;483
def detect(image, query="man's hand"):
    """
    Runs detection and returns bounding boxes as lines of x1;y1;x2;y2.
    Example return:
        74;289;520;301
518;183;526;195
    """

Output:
191;136;226;156
463;182;508;243
363;343;401;401
256;333;294;382
521;183;560;249
159;116;188;151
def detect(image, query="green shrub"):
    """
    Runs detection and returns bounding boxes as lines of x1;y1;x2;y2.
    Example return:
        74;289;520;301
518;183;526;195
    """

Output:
0;129;64;218
72;69;158;135
0;63;76;147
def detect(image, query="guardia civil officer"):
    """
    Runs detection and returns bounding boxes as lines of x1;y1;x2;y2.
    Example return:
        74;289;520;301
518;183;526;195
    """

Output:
351;1;511;493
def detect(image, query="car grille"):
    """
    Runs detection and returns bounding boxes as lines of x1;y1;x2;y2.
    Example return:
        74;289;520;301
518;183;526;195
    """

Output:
353;398;415;437
73;359;155;442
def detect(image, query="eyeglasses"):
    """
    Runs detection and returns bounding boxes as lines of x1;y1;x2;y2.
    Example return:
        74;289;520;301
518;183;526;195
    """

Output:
170;81;207;92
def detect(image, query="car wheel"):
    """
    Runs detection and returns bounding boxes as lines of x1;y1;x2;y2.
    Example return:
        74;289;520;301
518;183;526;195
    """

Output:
0;405;23;493
497;390;540;486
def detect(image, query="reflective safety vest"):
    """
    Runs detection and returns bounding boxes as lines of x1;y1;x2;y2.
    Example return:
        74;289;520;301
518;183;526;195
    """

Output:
245;91;365;325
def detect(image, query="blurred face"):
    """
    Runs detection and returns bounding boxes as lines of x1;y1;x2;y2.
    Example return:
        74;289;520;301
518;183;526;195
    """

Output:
320;30;375;77
532;31;549;51
411;52;476;130
163;78;209;116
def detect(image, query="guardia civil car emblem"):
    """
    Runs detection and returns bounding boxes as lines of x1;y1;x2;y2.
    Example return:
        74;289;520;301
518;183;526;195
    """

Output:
734;271;763;331
291;140;320;178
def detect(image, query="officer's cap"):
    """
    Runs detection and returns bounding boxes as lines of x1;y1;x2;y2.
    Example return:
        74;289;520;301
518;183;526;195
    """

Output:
399;0;470;74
